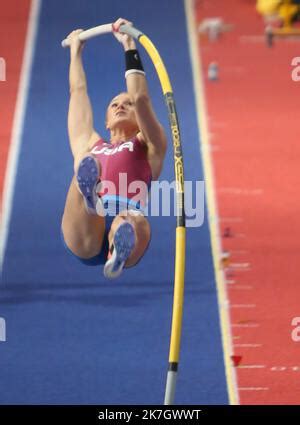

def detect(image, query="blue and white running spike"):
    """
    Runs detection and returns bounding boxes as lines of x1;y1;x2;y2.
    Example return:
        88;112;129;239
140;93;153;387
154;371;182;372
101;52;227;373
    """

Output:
104;222;136;279
76;156;102;215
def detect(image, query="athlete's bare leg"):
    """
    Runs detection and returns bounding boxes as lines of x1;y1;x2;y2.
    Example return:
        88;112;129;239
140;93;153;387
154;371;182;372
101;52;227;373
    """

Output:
108;210;151;267
61;154;105;259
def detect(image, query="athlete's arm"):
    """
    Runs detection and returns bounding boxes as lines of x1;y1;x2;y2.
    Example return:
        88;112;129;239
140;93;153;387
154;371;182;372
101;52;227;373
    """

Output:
113;19;167;156
67;30;100;158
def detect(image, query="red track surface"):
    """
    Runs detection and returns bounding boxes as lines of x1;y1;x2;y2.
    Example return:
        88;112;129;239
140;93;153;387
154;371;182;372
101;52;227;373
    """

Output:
196;0;300;404
0;0;31;210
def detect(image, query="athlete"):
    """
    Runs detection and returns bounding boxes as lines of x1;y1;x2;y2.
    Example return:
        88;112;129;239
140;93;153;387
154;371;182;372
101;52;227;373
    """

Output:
61;18;167;279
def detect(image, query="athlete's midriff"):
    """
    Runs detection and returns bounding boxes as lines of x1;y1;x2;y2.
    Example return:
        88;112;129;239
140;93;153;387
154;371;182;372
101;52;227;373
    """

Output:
90;137;152;208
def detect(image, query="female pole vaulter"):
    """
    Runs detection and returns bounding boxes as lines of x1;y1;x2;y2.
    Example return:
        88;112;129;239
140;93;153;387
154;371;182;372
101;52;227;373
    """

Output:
61;18;167;279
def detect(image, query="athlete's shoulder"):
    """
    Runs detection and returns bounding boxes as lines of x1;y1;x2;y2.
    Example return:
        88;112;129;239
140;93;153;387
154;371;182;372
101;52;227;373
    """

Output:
135;132;146;145
87;131;105;150
134;133;149;152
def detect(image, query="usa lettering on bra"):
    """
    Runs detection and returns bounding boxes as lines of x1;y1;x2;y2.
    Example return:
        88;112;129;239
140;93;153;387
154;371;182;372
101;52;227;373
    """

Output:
91;141;134;155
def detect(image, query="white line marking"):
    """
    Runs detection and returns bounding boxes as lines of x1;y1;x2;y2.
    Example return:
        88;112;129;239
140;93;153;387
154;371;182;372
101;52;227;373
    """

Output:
238;365;266;369
184;0;239;405
227;265;251;271
270;367;291;371
219;217;244;223
218;187;264;196
230;263;251;269
234;344;262;348
227;285;254;290
230;304;256;308
232;324;260;328
229;266;252;272
0;0;41;275
239;387;269;391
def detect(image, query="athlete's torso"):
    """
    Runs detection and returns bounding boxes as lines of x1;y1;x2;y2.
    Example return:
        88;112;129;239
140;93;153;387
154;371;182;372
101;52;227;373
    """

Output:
90;137;152;208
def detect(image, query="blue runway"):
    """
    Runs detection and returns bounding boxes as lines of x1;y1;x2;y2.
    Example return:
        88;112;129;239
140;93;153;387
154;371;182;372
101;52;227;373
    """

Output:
0;0;228;404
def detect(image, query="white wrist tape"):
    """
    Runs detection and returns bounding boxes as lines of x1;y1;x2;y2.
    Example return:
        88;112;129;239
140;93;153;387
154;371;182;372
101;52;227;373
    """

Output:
125;69;146;78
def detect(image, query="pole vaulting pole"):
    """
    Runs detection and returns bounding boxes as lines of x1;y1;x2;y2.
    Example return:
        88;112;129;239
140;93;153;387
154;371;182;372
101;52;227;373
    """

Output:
62;23;186;405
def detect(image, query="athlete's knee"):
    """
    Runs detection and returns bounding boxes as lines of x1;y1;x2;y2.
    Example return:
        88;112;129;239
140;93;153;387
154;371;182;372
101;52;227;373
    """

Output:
119;209;149;228
130;211;150;241
131;213;151;245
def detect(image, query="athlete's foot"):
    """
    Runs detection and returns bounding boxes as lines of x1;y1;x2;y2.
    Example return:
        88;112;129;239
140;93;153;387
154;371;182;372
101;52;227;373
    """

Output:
76;155;102;215
103;221;136;279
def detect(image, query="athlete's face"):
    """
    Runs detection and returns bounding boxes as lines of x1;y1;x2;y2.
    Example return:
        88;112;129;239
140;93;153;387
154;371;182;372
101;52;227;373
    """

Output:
106;92;139;132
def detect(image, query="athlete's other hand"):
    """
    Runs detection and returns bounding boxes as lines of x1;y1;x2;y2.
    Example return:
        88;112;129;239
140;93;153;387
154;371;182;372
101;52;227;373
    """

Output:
66;29;85;55
112;18;136;50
